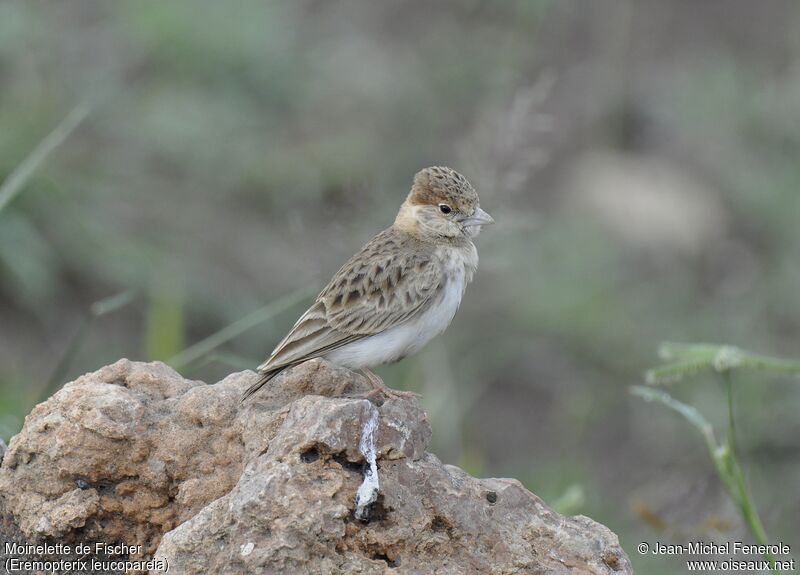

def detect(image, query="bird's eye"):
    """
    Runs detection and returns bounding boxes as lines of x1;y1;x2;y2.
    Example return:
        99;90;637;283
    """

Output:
439;204;452;214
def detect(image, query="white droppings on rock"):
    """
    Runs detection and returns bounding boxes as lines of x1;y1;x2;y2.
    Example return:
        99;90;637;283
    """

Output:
354;400;380;521
35;516;51;533
385;417;412;442
5;359;632;573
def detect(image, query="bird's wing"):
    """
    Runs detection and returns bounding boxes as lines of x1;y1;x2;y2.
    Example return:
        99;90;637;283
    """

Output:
255;300;359;373
257;229;442;374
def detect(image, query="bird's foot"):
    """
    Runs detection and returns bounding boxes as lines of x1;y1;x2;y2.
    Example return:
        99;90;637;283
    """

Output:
361;368;421;401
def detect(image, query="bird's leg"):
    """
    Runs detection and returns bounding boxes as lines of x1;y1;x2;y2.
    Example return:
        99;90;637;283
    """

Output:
361;368;420;400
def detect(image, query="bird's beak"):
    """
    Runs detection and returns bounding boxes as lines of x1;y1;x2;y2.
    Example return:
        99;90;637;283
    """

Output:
460;207;495;227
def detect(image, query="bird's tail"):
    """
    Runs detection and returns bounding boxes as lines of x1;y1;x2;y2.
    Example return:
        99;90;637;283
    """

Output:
241;366;289;402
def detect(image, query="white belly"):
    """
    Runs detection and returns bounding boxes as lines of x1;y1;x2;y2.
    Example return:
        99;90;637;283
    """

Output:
324;245;476;369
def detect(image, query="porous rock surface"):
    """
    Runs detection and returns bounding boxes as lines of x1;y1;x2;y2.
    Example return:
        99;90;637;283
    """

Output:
0;359;632;574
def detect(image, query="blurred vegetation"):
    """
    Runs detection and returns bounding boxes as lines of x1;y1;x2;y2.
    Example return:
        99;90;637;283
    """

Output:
635;343;800;573
1;1;799;572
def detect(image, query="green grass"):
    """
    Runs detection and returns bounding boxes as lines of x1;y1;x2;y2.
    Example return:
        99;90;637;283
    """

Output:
634;343;800;573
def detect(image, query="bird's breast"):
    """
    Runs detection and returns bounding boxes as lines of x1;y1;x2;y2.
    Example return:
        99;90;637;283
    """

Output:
436;242;478;289
400;243;479;349
323;243;478;369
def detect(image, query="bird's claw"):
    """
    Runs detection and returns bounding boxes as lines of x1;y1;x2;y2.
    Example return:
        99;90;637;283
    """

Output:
360;369;420;401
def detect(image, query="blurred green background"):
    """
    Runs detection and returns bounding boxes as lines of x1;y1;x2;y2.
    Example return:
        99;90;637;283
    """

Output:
1;1;799;571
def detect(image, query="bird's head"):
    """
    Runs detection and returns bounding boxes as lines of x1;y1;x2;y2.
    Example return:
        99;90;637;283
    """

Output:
395;166;494;240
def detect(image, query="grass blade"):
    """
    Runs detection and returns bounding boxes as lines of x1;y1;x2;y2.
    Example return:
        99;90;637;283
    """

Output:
90;289;137;317
167;286;316;370
0;104;91;214
630;386;717;451
41;289;137;400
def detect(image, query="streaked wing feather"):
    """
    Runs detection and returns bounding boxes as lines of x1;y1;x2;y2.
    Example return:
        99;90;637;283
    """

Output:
257;301;358;372
320;229;441;335
257;228;441;375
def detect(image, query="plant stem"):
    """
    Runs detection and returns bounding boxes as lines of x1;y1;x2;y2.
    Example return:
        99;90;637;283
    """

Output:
724;372;737;459
730;457;778;571
722;371;779;574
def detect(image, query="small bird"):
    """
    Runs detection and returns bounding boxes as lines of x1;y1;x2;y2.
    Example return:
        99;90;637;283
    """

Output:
243;166;493;401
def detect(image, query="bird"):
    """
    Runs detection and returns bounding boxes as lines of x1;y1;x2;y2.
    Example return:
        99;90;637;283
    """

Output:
242;166;493;401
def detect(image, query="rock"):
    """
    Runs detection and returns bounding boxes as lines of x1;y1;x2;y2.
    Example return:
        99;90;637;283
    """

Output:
0;359;632;574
